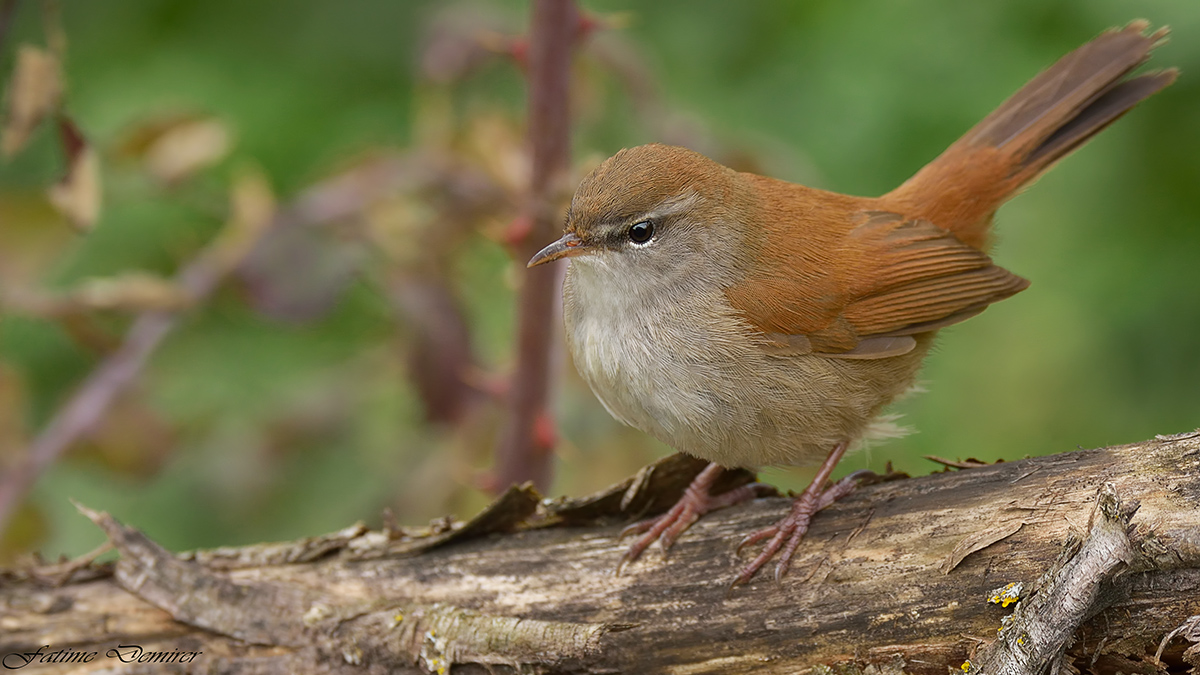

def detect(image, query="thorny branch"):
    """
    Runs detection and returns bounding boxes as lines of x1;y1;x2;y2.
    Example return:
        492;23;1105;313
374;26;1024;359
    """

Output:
493;0;580;491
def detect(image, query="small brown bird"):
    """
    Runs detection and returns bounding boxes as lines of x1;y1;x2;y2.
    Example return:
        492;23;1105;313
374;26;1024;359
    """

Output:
529;22;1176;586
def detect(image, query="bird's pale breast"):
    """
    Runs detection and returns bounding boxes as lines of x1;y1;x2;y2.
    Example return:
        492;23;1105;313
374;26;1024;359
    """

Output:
563;257;928;468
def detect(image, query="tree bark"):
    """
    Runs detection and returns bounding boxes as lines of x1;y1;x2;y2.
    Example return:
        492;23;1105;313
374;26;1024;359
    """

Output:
4;432;1200;674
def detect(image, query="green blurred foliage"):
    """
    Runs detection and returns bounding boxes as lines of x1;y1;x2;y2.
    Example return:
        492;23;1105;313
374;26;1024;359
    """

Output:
1;0;1197;561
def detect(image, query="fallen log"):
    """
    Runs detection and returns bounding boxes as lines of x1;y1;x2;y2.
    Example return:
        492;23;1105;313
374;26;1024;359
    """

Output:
4;432;1200;674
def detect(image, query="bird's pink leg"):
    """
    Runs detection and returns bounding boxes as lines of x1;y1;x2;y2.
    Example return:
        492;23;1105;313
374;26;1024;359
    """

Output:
731;440;860;588
619;462;770;573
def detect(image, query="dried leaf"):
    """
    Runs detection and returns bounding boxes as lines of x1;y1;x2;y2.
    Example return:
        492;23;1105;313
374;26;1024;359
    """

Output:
144;117;232;184
365;193;431;266
74;272;192;312
46;118;101;231
2;45;62;157
231;168;275;233
0;202;75;300
382;483;542;558
117;112;198;156
0;272;190;317
205;168;275;272
461;113;527;195
539;453;759;526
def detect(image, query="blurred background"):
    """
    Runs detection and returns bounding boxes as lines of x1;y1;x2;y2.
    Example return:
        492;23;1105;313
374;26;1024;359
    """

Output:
1;0;1197;563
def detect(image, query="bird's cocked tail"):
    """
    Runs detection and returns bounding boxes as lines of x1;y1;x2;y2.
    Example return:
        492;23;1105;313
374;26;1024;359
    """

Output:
884;21;1177;250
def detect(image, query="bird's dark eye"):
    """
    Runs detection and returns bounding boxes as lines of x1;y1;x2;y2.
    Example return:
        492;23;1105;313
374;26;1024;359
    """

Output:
628;220;654;244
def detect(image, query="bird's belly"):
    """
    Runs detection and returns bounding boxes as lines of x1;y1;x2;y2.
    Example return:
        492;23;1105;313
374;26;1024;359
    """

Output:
564;273;927;468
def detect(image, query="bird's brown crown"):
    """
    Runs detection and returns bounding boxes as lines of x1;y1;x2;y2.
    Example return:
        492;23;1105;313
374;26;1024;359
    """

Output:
566;143;738;238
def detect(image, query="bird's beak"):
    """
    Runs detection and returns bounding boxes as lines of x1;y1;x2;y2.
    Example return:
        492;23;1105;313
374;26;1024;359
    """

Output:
527;232;588;268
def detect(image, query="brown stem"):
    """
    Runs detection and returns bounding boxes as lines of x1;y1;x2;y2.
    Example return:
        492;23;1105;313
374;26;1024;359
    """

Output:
493;0;578;492
0;321;188;538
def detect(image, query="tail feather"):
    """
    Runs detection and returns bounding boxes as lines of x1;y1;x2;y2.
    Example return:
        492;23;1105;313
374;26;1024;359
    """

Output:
883;21;1176;250
1023;70;1176;170
967;21;1166;153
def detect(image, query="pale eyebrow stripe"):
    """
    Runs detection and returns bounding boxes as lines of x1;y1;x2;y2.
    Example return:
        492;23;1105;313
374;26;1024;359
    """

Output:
604;191;700;228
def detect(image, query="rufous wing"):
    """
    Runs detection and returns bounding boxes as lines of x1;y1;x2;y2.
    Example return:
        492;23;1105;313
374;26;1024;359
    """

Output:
726;211;1029;358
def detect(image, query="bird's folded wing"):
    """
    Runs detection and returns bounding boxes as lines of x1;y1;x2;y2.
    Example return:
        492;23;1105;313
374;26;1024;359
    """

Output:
726;211;1029;358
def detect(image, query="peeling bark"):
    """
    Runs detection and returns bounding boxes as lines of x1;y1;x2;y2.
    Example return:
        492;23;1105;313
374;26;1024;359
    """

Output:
969;484;1144;674
4;434;1200;674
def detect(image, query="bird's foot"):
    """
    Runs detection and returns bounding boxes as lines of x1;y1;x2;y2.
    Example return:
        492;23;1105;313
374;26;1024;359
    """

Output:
729;440;863;588
618;462;770;574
